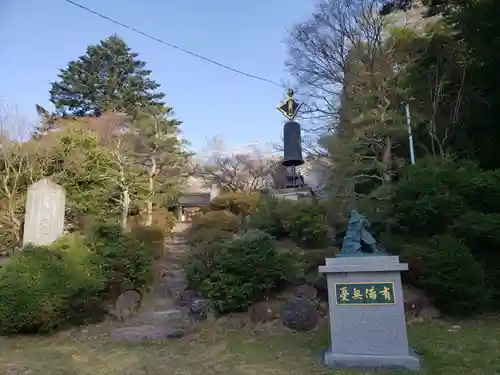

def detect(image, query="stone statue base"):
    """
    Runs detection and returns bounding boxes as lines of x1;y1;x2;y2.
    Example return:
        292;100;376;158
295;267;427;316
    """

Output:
271;186;314;201
319;256;421;372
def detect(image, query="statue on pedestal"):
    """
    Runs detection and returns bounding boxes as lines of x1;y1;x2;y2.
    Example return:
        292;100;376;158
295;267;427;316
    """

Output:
338;210;385;257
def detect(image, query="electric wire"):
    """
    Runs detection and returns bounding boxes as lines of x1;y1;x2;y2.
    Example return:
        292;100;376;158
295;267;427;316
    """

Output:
63;0;293;92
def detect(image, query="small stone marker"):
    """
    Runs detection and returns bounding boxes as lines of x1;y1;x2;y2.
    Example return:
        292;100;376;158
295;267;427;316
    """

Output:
319;256;421;371
23;179;66;247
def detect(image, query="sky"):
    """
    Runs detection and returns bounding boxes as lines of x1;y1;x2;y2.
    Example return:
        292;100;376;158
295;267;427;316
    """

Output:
0;0;318;152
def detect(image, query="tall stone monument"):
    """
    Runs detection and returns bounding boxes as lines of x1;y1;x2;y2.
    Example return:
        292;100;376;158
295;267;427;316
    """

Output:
23;179;66;247
319;210;421;371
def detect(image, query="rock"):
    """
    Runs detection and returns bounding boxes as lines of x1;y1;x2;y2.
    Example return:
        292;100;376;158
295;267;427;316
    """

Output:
249;301;278;323
109;324;185;343
164;275;188;299
295;284;318;300
135;309;183;325
419;306;441;320
281;297;318;331
403;285;430;317
176;290;199;307
189;298;210;321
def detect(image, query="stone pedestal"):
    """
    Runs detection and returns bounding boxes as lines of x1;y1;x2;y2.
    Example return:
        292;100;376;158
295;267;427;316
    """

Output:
272;186;314;201
318;256;421;371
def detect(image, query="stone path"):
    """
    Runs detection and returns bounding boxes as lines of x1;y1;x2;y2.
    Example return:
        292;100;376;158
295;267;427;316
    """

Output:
110;222;208;343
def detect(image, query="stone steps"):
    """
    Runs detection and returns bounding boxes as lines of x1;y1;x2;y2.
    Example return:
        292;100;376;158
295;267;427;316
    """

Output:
110;228;198;343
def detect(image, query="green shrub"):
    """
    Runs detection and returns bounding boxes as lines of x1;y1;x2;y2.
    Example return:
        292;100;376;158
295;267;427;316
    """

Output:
452;211;500;299
460;170;500;214
186;227;235;247
389;157;477;236
130;225;166;260
200;191;261;217
86;222;153;298
0;235;105;334
184;230;292;313
190;210;241;234
249;197;286;238
277;200;330;248
417;234;488;315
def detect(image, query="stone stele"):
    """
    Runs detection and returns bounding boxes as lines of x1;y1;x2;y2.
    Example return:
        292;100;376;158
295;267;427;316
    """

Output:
22;179;66;247
318;255;421;371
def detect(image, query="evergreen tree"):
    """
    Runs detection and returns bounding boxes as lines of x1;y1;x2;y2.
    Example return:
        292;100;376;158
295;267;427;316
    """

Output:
49;35;165;116
130;106;191;226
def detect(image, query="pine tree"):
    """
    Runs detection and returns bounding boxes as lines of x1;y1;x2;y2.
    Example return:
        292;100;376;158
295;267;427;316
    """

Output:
49;35;165;116
130;106;191;226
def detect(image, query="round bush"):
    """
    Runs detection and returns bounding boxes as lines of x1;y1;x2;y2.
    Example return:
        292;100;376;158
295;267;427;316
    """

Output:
277;200;330;248
86;222;154;298
0;235;105;334
184;230;292;313
200;191;261;217
418;234;488;315
249;197;286;238
129;225;166;260
190;210;241;234
186;227;235;247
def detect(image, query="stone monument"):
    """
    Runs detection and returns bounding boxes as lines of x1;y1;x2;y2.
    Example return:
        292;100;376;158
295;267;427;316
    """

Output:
23;179;66;246
319;210;421;371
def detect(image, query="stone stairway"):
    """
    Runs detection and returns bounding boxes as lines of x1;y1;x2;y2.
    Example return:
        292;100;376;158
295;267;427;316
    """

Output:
110;222;205;343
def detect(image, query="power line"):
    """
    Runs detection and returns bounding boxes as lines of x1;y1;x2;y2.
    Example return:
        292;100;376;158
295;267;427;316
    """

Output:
63;0;287;90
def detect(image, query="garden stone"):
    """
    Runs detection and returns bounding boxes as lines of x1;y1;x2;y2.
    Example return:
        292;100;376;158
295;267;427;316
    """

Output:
249;301;278;323
189;298;210;321
176;290;199;307
295;284;318;300
281;297;318;331
419;306;441;320
110;324;185;343
135;309;183;325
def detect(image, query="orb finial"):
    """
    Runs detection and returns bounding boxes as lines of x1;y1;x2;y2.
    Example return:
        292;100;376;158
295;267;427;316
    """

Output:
287;88;294;98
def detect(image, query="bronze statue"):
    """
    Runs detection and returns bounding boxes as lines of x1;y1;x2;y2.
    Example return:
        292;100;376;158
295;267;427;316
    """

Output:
338;210;385;257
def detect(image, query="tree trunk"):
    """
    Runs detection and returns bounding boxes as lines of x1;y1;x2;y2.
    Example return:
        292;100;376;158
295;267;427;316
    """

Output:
121;187;130;231
382;136;393;183
145;157;156;227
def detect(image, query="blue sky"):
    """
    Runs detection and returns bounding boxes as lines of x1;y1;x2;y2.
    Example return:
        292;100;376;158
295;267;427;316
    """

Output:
0;0;317;151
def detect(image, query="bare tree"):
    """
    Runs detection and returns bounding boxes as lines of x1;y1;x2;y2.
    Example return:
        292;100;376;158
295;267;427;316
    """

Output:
195;137;279;192
286;0;386;133
0;101;47;251
91;112;140;230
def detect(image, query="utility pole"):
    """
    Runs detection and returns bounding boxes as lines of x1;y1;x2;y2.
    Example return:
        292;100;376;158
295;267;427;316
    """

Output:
404;102;416;165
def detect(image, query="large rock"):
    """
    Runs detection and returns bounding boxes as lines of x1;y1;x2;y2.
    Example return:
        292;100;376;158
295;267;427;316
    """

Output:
135;309;183;325
281;297;318;331
189;298;211;322
295;284;318;300
176;290;199;307
249;301;279;323
403;285;431;317
110;324;185;343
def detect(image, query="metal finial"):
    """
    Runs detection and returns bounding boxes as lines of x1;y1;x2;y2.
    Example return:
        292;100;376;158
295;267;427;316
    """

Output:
287;88;294;98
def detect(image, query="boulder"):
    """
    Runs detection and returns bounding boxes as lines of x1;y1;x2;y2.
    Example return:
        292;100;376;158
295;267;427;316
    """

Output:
403;285;430;316
419;306;441;320
295;284;318;300
189;298;211;322
249;301;279;323
176;290;199;307
281;297;318;331
110;324;185;343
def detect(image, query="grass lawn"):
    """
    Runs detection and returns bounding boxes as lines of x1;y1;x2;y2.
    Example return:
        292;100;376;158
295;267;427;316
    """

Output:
0;316;499;375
